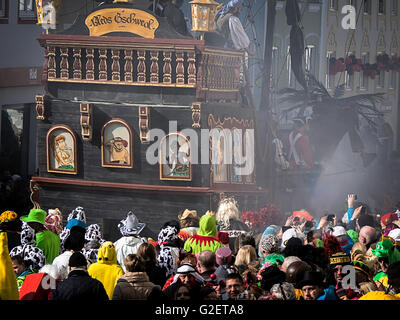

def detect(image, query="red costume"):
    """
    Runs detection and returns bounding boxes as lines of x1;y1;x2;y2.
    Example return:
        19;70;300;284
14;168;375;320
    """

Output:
286;129;314;170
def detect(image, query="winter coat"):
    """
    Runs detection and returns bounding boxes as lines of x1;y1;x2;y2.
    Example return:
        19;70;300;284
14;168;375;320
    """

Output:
50;269;108;301
112;272;160;300
88;241;124;299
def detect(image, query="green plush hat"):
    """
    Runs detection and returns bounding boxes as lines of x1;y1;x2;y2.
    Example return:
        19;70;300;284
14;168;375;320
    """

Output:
261;253;284;267
372;239;400;265
20;209;47;225
347;230;358;244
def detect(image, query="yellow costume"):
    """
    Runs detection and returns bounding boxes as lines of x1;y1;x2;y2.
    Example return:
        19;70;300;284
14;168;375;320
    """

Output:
0;232;19;300
88;241;124;299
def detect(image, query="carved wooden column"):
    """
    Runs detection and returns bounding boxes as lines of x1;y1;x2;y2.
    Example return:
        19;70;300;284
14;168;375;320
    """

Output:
111;49;120;81
47;46;56;79
162;51;172;84
98;48;108;81
73;48;82;80
137;50;146;83
176;51;185;85
150;50;159;83
191;102;201;128
80;103;92;141
139;106;150;144
85;48;95;80
187;51;196;86
60;47;69;79
124;49;133;82
30;180;41;209
35;95;45;120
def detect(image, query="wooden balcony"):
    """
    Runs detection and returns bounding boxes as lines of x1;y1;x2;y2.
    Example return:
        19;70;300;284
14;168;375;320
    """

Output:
38;34;243;102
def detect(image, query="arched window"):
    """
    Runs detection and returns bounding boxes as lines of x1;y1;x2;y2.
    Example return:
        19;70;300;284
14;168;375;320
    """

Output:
159;132;191;181
101;119;133;168
46;125;77;174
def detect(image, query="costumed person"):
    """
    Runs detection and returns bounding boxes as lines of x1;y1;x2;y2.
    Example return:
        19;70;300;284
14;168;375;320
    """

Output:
214;0;254;54
285;260;312;299
9;222;46;273
162;263;204;299
20;208;60;264
88;241;124;299
372;238;400;290
257;225;281;258
50;252;109;301
157;224;181;279
59;206;87;253
184;212;224;255
44;208;63;235
114;211;147;273
82;223;105;265
286;116;313;171
332;226;354;255
178;209;200;241
0;217;19;300
216;197;249;252
52;225;86;280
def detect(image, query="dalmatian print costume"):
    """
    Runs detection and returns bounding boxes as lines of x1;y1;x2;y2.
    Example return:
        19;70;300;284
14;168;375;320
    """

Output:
10;222;45;272
59;206;88;253
157;225;180;279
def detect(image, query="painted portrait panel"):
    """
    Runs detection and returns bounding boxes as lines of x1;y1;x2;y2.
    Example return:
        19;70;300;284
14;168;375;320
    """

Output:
211;127;229;184
102;119;133;168
159;133;191;181
47;125;77;174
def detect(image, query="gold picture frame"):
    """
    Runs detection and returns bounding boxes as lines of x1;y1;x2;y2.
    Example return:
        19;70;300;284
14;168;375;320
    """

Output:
101;118;133;168
46;125;78;175
159;132;192;181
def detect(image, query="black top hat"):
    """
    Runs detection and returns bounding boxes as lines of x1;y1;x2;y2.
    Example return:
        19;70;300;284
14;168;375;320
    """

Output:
297;270;325;289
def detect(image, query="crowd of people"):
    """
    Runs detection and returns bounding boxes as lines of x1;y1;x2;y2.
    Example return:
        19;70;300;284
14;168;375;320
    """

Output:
1;194;400;301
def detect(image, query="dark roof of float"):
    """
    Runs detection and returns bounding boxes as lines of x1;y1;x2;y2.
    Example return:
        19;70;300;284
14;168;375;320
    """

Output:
58;1;191;40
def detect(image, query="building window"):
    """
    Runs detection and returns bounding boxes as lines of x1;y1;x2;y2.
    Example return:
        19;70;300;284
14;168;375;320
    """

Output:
345;53;355;90
271;46;279;86
326;51;336;89
348;0;357;6
390;54;397;89
329;0;338;11
0;0;8;21
19;0;37;21
378;0;386;14
360;52;369;90
392;0;398;15
363;0;371;14
305;45;316;76
287;46;296;88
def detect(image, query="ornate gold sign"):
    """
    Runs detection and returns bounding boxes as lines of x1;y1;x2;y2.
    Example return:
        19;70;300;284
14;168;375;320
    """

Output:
85;8;159;38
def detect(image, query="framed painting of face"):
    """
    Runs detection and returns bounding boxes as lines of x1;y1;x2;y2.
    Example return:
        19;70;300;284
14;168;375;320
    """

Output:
159;132;191;181
101;119;133;168
46;125;77;174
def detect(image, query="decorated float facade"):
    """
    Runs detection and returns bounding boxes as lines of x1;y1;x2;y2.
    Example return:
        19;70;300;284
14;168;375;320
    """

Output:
31;0;266;239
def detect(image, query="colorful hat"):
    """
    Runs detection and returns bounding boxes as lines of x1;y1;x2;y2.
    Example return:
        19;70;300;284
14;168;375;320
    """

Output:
330;252;351;266
281;228;304;249
118;211;145;236
178;209;198;221
45;208;63;235
297;270;324;289
347;230;359;244
0;210;18;223
351;260;371;279
332;226;347;238
20;209;47;225
260;234;279;255
216;231;230;245
381;213;398;227
67;206;86;224
216;246;232;265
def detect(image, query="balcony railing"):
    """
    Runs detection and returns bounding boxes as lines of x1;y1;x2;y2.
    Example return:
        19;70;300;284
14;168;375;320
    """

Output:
38;34;243;102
